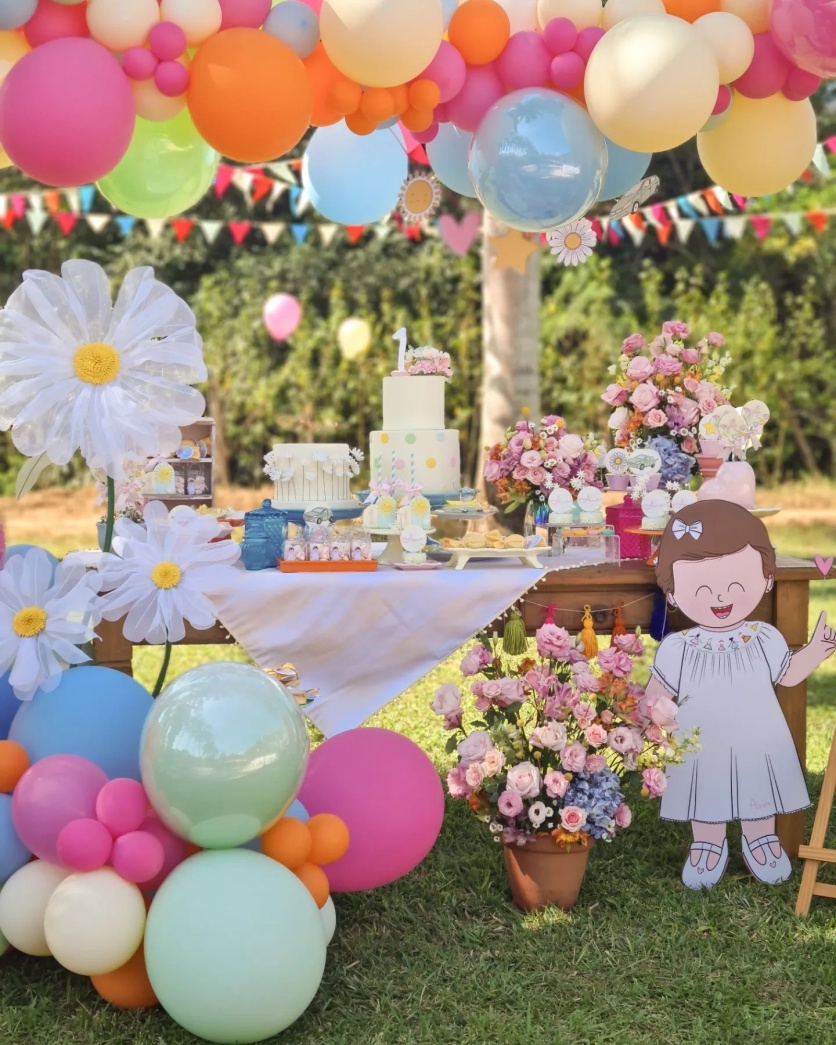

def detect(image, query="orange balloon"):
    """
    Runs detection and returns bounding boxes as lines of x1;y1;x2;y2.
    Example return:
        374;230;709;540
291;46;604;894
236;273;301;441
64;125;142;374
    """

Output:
408;79;441;111
664;0;720;18
345;111;378;135
294;862;330;908
448;0;510;65
0;741;29;793
303;43;343;127
91;946;158;1010
188;28;312;162
329;77;362;115
360;87;395;122
390;83;409;115
307;814;350;866
401;107;434;132
261;817;312;870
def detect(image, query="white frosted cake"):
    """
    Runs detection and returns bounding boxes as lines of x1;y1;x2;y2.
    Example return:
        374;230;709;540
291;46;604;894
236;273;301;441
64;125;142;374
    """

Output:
265;443;361;511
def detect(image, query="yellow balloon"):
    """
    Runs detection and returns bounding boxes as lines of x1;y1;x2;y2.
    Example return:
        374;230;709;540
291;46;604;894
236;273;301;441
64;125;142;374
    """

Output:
338;318;372;360
132;77;188;122
584;13;719;152
159;0;222;46
694;12;754;83
320;0;444;88
697;92;816;197
87;0;160;52
537;0;602;30
0;31;29;81
602;0;664;30
0;861;71;957
719;0;769;33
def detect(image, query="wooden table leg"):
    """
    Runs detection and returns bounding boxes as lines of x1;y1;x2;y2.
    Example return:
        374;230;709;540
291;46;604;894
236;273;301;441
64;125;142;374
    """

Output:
796;729;836;915
93;618;134;677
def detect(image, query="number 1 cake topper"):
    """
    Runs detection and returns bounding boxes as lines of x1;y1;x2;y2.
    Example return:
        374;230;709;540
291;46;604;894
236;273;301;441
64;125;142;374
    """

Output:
393;327;408;375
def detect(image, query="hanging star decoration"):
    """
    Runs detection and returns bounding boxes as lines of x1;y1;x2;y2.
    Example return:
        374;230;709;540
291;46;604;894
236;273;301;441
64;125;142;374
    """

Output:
398;173;441;225
489;227;538;273
547;218;597;267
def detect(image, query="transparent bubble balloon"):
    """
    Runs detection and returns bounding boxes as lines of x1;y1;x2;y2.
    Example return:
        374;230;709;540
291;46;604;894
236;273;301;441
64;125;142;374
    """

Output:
467;87;607;232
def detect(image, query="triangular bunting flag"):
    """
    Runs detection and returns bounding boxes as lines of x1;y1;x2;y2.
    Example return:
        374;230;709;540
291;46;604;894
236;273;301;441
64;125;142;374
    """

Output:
655;223;672;246
296;189;310;215
291;223;309;244
676;196;699;219
289;186;302;216
674;219;695;244
408;144;429;165
731;194;748;208
319;224;339;247
826;136;836;153
665;203;680;223
116;215;136;236
703;189;725;215
200;220;223;245
228;221;252;245
26;211;48;235
346;225;365;244
171;218;194;243
267;161;298;185
375;223;393;241
64;189;80;214
723;216;746;241
145;218;166;240
10;195;25;219
701;217;721;243
688;193;709;217
622;216;645;246
713;187;733;211
28;193;43;214
251;172;273;203
807;210;828;233
214;165;234;198
812;144;830;177
79;185;96;213
650;204;670;228
782;212;803;236
43;191;60;215
590;218;603;241
2;209;15;230
261;222;285;245
268;182;288;209
86;214;111;234
54;212;78;236
750;215;771;240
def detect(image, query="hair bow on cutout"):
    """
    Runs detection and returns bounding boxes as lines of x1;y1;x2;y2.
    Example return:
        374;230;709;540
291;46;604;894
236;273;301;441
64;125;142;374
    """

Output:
672;519;703;541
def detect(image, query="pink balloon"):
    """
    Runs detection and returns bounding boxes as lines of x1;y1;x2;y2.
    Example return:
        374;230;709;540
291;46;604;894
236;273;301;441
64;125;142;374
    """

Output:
446;63;504;133
543;17;578;55
497;31;551;89
434;102;449;123
96;779;149;838
550;51;585;90
0;38;135;187
574;26;605;63
734;32;793;99
149;21;187;61
301;0;323;12
123;47;159;81
56;818;113;872
783;65;822;100
420;41;467;104
219;0;272;29
410;121;439;143
12;754;108;864
138;814;190;893
298;728;444;892
23;0;88;47
262;293;302;341
772;0;836;79
712;84;731;115
155;60;190;97
111;830;165;884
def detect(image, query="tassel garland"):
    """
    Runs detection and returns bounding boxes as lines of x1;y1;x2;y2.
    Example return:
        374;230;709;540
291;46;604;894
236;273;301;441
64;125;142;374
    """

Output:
502;607;528;656
579;604;598;658
611;604;626;646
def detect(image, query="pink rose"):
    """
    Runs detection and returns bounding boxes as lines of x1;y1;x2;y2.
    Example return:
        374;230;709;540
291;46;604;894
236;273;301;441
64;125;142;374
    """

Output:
608;406;629;430
461;644;490;676
648;335;667;357
654;355;682;377
572;664;601;693
602;383;628;407
600;709;614;726
505;762;542;799
573;701;597;728
497;790;524;817
680;348;700;365
465;763;485;788
678;398;700;426
646;724;666;747
585;724;608;748
447;765;471;799
621;333;646;355
683;376;701;395
640;691;678;731
596;647;633;678
614;803;632;828
698;398;717;416
544;682;576;720
630;382;660;413
497;677;526;707
457;730;493;765
613;632;644;657
529;721;567;751
524;664;555;699
662;320;689;339
644;409;668;429
431;683;462;718
544;771;569;798
483;458;505;483
706;331;725;346
561;741;587;773
682;436;698;454
481;680;503;705
483;747;505;776
519;449;542;469
584;754;608;774
560;805;588;832
559;434;584;459
626;356;654;382
642;767;668;798
535;622;572;660
608;725;643;755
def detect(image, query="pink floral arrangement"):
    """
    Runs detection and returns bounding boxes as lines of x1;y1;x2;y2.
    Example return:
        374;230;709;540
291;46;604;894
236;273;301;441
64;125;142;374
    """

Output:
601;322;732;454
432;621;696;848
404;346;453;377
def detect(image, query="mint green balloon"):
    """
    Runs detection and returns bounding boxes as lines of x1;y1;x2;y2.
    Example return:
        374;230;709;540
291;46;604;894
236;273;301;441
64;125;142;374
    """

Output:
97;110;218;220
140;663;309;848
145;850;326;1044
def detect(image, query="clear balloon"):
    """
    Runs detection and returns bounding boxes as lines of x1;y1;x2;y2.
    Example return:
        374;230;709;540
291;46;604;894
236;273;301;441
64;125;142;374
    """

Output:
263;293;302;340
337;318;372;359
0;860;71;956
427;123;477;198
599;139;651;201
0;792;30;880
468;87;607;233
264;0;320;58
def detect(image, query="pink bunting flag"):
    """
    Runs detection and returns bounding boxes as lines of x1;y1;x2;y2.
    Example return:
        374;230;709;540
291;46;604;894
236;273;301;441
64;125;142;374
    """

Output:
438;211;481;256
731;194;748;209
826;136;836;153
10;195;25;219
54;212;77;236
215;165;235;198
590;218;603;241
228;221;251;245
750;215;771;240
171;218;194;243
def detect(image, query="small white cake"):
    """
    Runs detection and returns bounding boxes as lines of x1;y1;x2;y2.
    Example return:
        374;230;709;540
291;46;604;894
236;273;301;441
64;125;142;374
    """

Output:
548;487;575;527
265;444;360;512
577;487;604;526
641;490;671;531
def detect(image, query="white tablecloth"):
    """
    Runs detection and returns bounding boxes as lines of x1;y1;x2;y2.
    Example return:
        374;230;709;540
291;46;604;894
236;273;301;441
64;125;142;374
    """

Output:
208;562;546;736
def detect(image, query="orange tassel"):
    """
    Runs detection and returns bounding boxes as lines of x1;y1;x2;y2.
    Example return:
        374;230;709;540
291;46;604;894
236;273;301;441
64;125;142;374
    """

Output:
611;604;626;646
579;605;598;658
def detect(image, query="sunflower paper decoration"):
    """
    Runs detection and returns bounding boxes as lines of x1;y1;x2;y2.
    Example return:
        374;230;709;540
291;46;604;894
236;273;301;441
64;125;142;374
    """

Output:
548;218;596;267
398;173;441;224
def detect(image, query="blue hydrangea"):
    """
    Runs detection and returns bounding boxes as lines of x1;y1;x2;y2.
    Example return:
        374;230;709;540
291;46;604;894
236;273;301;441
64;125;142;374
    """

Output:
649;436;695;487
565;769;624;841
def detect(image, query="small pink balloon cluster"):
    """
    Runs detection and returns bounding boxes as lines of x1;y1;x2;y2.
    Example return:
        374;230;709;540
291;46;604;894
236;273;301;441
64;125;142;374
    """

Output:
733;29;822;101
124;22;190;99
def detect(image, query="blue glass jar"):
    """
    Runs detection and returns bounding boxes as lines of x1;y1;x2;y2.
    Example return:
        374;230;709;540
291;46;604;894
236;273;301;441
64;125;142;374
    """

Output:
241;500;288;570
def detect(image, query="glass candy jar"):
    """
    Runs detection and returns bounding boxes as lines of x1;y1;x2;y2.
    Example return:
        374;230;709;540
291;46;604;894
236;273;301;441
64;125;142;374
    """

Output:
241;500;288;570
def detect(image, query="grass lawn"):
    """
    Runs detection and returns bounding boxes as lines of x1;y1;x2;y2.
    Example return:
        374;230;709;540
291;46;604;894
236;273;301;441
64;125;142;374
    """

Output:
0;493;834;1044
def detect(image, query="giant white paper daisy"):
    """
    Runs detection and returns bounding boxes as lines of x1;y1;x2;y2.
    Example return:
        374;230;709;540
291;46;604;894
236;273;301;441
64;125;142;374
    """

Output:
0;549;100;701
547;219;596;267
0;260;207;479
96;501;240;646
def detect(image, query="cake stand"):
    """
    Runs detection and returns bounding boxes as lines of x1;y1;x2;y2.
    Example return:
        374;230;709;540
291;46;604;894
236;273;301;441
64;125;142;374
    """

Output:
281;505;365;527
431;506;498;541
365;527;436;565
625;527;665;567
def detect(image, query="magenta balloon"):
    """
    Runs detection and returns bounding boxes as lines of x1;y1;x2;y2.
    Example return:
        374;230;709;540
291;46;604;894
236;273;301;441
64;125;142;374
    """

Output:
410;120;439;144
733;32;793;98
421;41;467;103
574;26;604;63
56;817;113;872
111;830;165;884
155;60;190;97
783;65;822;99
149;21;187;61
771;0;836;78
543;17;578;55
219;0;272;29
497;32;552;90
446;63;504;132
138;813;190;893
96;778;149;838
713;85;732;115
550;51;585;90
23;0;88;46
0;38;135;187
298;728;444;892
262;293;302;340
12;754;108;864
123;47;159;81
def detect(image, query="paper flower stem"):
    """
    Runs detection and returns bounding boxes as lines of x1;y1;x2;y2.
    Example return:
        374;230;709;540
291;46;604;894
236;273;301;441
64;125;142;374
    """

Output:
103;477;116;554
152;640;172;698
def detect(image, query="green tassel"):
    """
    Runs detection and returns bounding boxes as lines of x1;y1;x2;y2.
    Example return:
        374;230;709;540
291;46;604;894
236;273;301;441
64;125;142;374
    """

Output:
503;608;528;656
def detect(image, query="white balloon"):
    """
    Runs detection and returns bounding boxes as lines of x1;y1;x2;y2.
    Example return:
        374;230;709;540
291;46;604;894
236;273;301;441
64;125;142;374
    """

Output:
0;861;71;956
320;895;336;944
537;0;602;30
496;0;538;33
693;12;755;84
602;0;664;29
159;0;223;46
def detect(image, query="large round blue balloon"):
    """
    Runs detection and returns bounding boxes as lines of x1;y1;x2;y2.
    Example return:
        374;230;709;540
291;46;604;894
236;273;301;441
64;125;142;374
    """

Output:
285;799;309;823
468;88;607;232
4;545;58;583
0;793;30;880
427;123;477;198
302;123;407;226
0;674;19;741
9;666;153;780
600;139;651;203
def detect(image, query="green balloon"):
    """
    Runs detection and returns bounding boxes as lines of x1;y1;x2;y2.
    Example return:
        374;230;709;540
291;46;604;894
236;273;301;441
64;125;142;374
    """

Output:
140;663;309;848
145;850;326;1044
97;110;219;220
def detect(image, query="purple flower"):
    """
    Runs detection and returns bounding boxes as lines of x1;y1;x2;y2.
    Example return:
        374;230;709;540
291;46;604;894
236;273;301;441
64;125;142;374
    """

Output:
498;790;524;816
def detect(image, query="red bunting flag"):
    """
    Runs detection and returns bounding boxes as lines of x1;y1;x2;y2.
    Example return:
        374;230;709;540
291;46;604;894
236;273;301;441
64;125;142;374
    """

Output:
703;189;725;215
2;209;15;230
750;215;771;240
227;221;251;245
590;218;603;241
54;213;78;236
251;171;273;203
171;218;194;243
806;210;828;233
655;223;673;246
346;225;365;244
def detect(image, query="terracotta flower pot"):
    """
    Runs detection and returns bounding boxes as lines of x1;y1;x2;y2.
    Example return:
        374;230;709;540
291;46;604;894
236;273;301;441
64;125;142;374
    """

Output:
503;834;593;912
695;454;724;480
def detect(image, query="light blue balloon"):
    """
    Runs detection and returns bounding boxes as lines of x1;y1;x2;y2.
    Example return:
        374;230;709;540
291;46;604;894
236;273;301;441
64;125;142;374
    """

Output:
0;0;36;31
468;87;608;233
440;0;457;27
303;123;408;226
145;850;326;1043
427;124;477;198
0;674;18;741
4;545;58;583
264;1;319;59
285;799;309;822
599;139;651;203
0;794;30;881
9;666;153;780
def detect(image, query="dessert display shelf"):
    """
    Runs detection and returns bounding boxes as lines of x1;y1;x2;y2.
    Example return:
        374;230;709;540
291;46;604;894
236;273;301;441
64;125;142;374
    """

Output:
144;418;215;510
366;527;436;564
446;546;545;571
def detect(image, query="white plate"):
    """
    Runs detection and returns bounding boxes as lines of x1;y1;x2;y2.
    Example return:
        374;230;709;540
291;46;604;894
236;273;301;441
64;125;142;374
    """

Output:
391;560;442;571
752;507;781;518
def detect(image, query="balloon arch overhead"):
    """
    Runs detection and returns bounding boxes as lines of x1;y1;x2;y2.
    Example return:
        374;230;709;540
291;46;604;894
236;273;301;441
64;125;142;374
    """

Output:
0;0;827;227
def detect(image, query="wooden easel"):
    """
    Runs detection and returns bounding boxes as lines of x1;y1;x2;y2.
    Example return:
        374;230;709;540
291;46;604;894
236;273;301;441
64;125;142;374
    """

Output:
795;728;836;915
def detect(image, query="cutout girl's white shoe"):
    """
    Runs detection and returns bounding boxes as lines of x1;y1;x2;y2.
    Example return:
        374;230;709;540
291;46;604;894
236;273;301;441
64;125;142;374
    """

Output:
682;838;729;890
741;833;792;884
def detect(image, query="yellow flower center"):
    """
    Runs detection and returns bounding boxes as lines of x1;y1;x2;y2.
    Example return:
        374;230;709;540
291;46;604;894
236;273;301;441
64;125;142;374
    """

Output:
151;561;181;589
564;232;582;250
73;341;120;385
13;606;47;638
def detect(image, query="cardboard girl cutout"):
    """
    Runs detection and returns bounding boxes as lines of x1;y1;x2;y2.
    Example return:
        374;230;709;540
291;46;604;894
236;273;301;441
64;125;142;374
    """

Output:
648;500;835;889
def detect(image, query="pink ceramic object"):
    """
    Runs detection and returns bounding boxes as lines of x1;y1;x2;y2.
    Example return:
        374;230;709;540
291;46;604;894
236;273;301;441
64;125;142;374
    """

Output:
697;461;757;509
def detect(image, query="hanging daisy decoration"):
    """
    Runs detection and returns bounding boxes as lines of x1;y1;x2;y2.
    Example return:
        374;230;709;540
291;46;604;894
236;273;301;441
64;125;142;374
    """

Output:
398;173;441;225
547;218;597;267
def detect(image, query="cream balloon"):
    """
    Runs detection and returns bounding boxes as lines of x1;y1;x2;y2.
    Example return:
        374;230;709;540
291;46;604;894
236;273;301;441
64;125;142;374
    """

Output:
320;0;443;88
87;0;160;51
44;868;147;976
697;92;816;197
159;0;223;46
496;0;538;32
537;0;602;28
132;77;187;122
0;861;71;957
693;12;754;83
320;895;336;944
585;14;719;152
719;0;769;33
338;318;372;360
602;0;664;30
